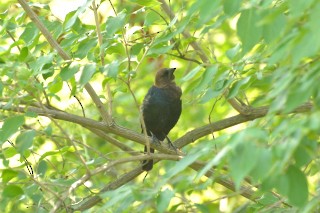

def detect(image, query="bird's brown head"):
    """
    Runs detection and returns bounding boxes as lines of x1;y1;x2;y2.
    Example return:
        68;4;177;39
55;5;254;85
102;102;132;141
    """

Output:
154;68;177;88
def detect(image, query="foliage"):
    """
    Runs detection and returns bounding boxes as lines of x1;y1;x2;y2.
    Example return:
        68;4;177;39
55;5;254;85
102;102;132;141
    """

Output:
0;0;320;212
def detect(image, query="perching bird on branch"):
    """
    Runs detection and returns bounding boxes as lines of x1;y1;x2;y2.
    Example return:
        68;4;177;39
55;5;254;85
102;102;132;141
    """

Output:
141;68;182;171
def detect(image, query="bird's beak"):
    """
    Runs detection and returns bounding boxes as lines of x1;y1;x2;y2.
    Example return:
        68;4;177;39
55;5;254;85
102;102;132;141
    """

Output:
170;68;176;80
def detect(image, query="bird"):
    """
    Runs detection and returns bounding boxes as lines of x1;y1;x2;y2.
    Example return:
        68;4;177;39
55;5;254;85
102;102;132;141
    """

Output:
141;67;182;171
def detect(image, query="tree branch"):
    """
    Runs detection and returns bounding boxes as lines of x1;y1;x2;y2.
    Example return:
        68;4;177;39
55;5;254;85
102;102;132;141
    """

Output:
175;102;313;148
0;101;312;154
1;101;309;210
91;0;114;124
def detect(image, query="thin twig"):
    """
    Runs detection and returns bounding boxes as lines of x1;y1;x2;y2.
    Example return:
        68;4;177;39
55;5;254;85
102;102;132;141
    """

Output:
7;140;34;176
166;52;202;65
6;29;51;106
17;0;113;125
92;0;113;121
69;153;180;193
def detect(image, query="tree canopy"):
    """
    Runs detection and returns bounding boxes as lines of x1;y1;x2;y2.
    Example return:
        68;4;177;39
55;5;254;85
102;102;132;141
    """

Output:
0;0;319;212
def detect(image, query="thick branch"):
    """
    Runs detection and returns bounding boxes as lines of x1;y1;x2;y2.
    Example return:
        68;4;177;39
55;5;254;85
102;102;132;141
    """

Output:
73;160;256;211
0;102;312;153
1;101;309;211
0;104;177;154
175;102;313;148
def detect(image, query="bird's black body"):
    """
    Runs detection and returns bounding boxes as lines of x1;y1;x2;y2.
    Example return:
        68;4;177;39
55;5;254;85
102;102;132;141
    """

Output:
143;86;182;140
142;68;182;171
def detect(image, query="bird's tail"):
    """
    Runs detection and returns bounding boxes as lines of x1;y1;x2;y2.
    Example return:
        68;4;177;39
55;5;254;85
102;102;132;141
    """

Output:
142;146;154;171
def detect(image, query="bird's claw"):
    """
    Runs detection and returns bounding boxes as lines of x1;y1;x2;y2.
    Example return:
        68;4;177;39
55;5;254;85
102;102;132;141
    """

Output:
165;135;177;153
168;142;178;153
150;133;161;146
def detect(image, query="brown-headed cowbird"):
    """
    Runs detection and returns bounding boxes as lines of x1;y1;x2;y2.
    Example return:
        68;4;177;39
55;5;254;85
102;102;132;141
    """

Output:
141;68;182;171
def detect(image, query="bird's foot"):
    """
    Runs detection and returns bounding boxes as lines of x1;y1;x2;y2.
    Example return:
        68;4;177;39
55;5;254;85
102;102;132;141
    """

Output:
150;133;161;146
165;136;177;153
168;142;177;152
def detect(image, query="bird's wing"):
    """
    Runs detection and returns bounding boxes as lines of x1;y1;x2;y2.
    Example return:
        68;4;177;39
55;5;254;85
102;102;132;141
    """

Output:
167;98;182;131
142;87;170;140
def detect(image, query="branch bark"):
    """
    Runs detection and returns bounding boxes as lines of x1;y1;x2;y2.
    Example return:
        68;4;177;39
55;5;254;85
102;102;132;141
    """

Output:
0;102;312;152
0;101;312;211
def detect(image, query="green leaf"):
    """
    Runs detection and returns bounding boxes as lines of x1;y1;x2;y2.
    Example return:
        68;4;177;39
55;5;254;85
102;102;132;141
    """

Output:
29;54;54;74
17;68;32;81
287;165;308;207
38;147;73;162
293;145;311;168
195;204;210;213
3;185;24;198
262;12;286;43
227;76;251;99
2;169;18;183
60;62;80;81
0;115;25;144
25;110;38;118
199;88;221;103
20;23;39;45
105;42;126;55
195;65;218;93
38;160;48;177
226;44;241;61
156;189;174;213
229;141;260;190
45;19;63;38
16;130;36;153
106;11;126;37
18;47;29;62
147;43;174;56
237;9;263;53
250;148;272;181
24;184;42;203
291;29;320;67
64;11;78;30
144;11;160;26
105;60;119;79
161;150;203;185
129;0;160;6
79;63;96;87
288;0;314;18
257;192;282;206
44;125;53;136
223;0;242;16
131;43;144;55
301;195;320;213
0;81;3;96
196;145;231;180
197;0;221;27
285;79;313;113
2;147;18;159
181;66;203;82
101;186;133;209
63;3;89;31
75;38;98;59
48;77;63;94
